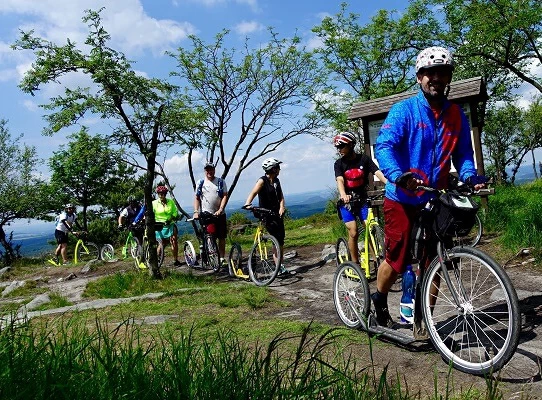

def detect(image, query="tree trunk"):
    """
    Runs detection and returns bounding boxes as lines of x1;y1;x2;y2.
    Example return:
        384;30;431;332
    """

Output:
531;149;538;179
0;225;16;265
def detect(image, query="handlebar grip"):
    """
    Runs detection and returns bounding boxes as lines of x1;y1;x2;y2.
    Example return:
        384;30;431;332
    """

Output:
395;172;414;188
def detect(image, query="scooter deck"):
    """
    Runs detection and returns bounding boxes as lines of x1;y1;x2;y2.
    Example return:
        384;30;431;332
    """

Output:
363;315;422;346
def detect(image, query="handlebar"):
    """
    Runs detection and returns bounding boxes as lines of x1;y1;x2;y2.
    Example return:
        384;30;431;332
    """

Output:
242;205;277;219
396;172;488;195
337;190;384;207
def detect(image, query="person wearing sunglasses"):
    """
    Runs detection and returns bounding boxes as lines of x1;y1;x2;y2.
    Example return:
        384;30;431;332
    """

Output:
333;131;387;268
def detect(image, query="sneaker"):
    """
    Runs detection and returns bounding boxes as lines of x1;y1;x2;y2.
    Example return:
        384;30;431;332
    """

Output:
173;260;182;267
220;258;228;268
62;261;70;265
371;292;394;328
277;264;291;277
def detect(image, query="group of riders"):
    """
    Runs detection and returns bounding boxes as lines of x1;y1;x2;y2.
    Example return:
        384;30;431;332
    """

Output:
53;46;487;329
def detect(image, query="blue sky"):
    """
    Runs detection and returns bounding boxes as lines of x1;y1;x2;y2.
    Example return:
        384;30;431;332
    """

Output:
0;0;453;209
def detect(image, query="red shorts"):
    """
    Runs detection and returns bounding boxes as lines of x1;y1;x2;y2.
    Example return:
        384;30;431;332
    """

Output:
383;198;421;274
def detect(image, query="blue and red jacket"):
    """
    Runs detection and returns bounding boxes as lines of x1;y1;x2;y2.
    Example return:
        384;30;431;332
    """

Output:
375;90;477;206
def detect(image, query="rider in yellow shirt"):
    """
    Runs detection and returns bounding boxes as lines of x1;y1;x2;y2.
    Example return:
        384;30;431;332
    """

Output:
152;185;181;266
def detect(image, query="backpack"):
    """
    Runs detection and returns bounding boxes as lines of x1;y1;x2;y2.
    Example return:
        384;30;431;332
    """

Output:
196;178;225;198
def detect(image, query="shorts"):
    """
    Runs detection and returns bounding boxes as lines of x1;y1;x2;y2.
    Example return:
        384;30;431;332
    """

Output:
156;223;177;240
214;213;227;240
55;229;69;245
383;198;422;274
265;215;285;246
339;203;368;223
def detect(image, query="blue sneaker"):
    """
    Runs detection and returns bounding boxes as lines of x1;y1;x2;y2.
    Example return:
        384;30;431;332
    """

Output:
277;264;292;277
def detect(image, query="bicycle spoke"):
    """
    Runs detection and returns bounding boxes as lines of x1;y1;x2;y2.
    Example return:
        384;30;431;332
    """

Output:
423;247;520;375
333;262;370;329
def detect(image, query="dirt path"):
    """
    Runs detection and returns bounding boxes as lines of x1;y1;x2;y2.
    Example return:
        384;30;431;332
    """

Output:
3;240;542;398
270;243;542;399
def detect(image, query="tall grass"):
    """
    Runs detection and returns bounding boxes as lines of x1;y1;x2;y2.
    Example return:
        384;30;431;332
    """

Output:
485;180;542;258
0;317;505;399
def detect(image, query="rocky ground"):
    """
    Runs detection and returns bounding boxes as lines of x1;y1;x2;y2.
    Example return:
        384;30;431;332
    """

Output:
1;237;541;399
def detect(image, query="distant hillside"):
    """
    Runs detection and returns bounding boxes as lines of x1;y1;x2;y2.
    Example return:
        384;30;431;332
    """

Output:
225;190;333;222
511;163;540;184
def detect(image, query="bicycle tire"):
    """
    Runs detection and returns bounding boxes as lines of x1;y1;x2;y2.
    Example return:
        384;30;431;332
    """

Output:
183;241;197;271
248;234;281;286
335;237;350;268
453;213;483;247
76;242;100;264
143;239;164;271
369;223;385;277
228;242;243;277
333;261;370;329
422;246;520;375
131;237;145;270
100;243;117;262
127;236;141;258
205;234;221;272
157;240;165;267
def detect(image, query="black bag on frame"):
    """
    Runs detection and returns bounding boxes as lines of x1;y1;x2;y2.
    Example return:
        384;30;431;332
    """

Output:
433;192;479;238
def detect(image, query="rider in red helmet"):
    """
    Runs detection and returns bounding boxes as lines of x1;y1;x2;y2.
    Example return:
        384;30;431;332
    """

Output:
334;131;387;267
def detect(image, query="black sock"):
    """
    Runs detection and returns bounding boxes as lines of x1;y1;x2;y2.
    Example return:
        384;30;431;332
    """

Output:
372;290;388;305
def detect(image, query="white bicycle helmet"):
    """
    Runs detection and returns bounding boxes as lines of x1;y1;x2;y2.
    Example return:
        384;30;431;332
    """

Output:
262;157;282;172
333;131;356;147
65;203;74;209
415;46;454;73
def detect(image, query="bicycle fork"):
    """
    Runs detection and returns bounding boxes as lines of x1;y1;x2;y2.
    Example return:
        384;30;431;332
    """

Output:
414;243;465;339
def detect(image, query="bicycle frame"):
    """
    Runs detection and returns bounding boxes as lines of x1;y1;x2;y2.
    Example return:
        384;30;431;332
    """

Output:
186;214;220;271
360;207;380;278
252;224;268;260
339;193;384;280
74;239;88;264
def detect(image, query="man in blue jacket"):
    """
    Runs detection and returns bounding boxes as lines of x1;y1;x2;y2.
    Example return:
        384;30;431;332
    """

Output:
373;46;484;328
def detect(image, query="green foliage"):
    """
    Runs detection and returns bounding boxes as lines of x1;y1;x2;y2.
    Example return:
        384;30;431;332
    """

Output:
227;211;252;227
168;28;329;199
0;119;48;265
86;216;119;246
48;128;139;228
12;8;206;277
428;0;542;97
0;316;510;399
485;180;542;254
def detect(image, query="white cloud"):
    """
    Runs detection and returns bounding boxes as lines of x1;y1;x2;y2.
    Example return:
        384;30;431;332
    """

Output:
160;136;338;207
233;20;263;35
235;0;260;13
1;0;195;77
305;35;324;51
22;99;39;112
188;0;259;12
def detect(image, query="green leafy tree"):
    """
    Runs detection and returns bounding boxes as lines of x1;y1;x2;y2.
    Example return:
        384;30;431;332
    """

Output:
429;0;542;94
311;1;440;133
168;29;329;196
12;9;203;277
0;120;47;264
425;0;542;172
482;104;524;184
511;98;542;182
48;128;139;229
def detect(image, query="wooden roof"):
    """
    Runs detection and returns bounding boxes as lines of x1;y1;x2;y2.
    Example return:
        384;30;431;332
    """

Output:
348;76;487;121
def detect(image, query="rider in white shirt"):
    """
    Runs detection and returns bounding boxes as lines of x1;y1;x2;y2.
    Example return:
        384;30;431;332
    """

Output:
54;203;82;264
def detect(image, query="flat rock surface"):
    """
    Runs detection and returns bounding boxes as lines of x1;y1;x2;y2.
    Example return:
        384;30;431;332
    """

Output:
3;239;542;398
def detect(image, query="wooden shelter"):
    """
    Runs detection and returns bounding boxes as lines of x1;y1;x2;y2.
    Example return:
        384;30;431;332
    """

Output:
348;76;488;184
